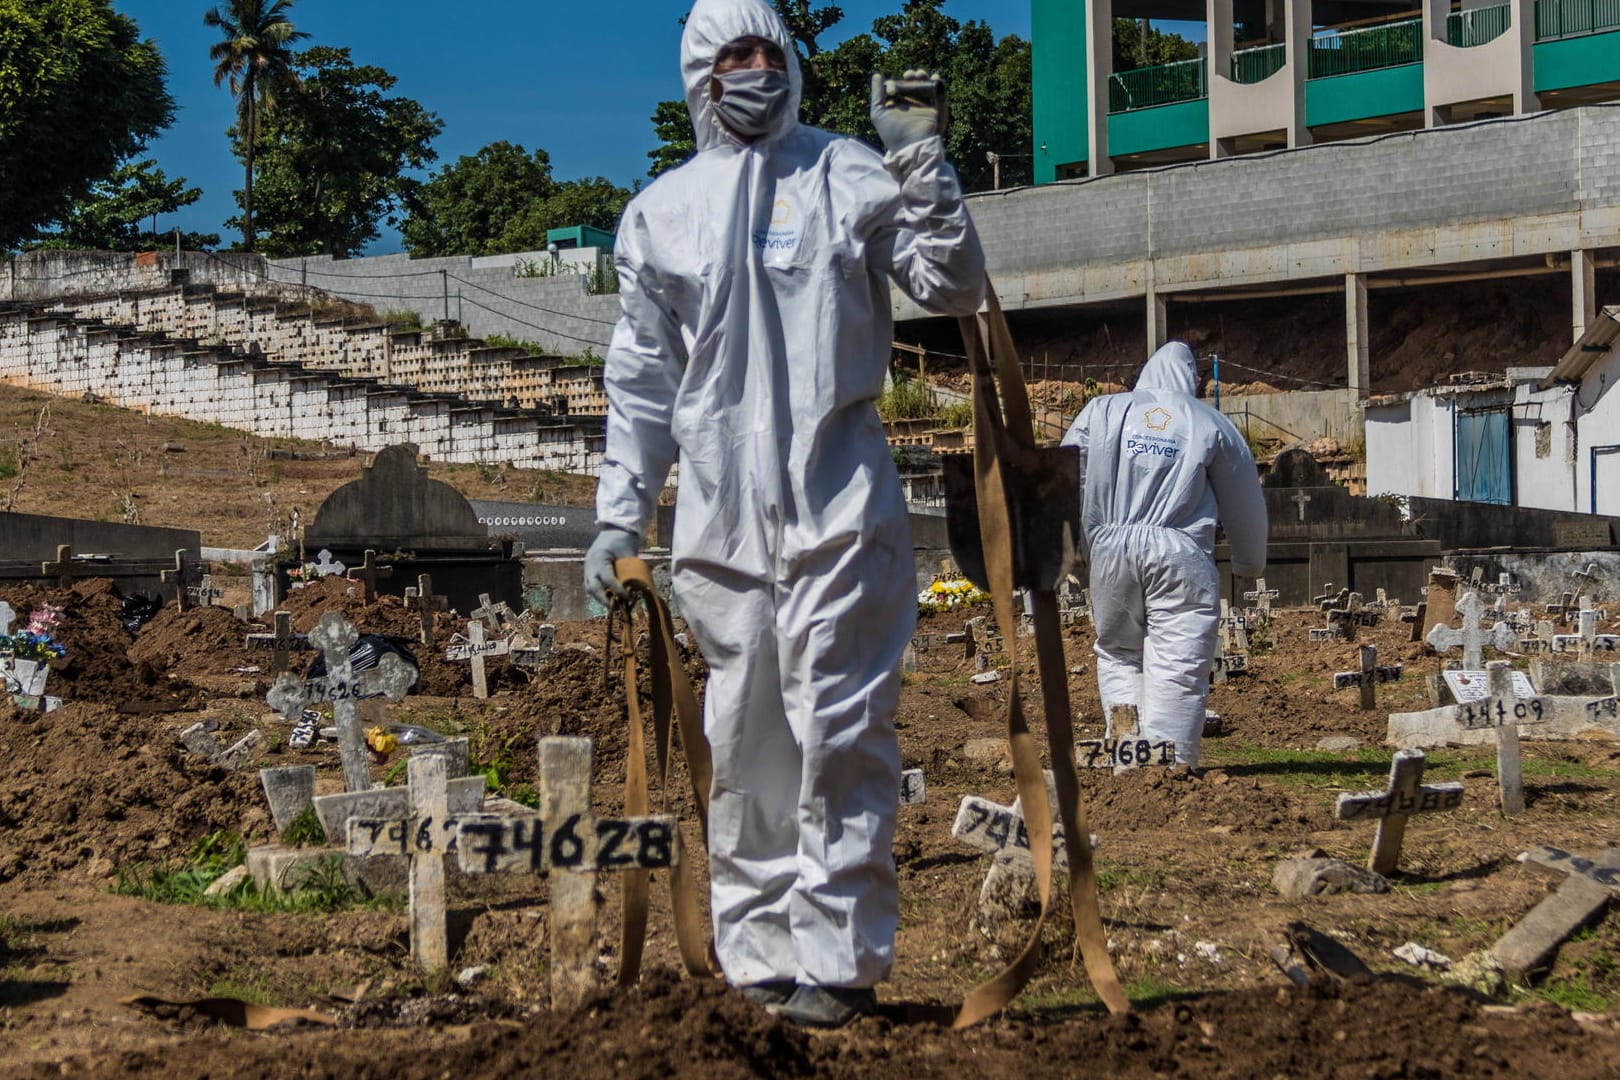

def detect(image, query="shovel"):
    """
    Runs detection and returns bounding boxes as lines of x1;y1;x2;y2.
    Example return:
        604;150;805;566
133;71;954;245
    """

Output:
940;443;1081;593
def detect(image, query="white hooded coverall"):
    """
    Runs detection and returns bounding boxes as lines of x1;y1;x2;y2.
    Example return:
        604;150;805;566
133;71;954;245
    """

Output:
1060;343;1267;766
594;0;985;988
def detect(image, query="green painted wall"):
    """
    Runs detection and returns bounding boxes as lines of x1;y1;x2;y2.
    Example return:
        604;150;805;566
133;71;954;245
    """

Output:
1034;0;1088;182
1304;64;1424;126
1533;30;1620;91
1107;99;1210;156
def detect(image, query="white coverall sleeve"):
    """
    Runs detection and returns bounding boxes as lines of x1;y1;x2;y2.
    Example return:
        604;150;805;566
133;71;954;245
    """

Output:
1208;418;1269;578
595;225;685;538
863;135;985;316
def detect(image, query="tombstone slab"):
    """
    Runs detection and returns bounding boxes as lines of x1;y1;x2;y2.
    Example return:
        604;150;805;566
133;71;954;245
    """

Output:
313;776;488;841
260;765;318;835
1272;857;1390;898
1492;846;1620;977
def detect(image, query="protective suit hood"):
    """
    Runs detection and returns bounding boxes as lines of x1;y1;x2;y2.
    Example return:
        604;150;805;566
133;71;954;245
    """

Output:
682;0;804;150
1135;342;1199;394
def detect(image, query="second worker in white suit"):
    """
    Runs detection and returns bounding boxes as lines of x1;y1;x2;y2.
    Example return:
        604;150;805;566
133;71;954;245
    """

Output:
1061;342;1268;768
583;0;984;1028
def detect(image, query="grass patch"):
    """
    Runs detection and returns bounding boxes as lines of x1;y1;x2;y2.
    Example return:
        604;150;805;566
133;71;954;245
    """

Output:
279;805;326;848
114;830;400;914
1532;970;1620;1013
208;975;275;1006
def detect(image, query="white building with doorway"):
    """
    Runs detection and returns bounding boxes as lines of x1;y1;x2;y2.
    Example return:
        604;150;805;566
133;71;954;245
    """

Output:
1365;305;1620;514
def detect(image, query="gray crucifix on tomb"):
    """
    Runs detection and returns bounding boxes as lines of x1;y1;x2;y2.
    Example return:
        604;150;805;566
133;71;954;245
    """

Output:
1426;591;1517;671
1335;749;1464;875
267;612;416;792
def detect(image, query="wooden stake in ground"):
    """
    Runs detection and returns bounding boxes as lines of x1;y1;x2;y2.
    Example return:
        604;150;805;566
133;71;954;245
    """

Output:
349;549;393;603
453;737;679;1008
347;752;455;971
1449;661;1547;816
1493;845;1620;976
40;544;74;590
1335;749;1464;875
405;574;449;646
1333;645;1404;711
266;612;415;792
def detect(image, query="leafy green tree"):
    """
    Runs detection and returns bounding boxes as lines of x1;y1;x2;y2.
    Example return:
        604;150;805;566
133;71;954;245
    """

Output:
0;0;174;251
237;46;442;257
205;0;308;251
647;101;697;179
1112;19;1201;70
27;160;219;251
401;142;631;257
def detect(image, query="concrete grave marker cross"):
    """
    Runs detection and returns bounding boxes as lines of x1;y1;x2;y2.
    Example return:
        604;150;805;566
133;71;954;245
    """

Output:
453;737;679;1008
40;545;74;589
346;752;457;971
1493;845;1620;976
245;611;308;675
1335;749;1465;875
1426;591;1516;671
312;549;347;578
1449;661;1547;816
1243;578;1279;621
266;611;416;793
159;549;193;611
349;549;393;603
404;574;449;646
470;593;514;632
1334;644;1404;711
186;573;223;608
445;620;511;699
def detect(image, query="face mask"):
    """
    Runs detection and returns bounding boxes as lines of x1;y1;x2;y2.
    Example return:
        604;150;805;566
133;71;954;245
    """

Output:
711;68;792;138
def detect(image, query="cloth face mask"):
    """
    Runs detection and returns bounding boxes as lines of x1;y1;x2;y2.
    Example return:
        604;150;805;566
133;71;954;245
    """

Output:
712;68;792;138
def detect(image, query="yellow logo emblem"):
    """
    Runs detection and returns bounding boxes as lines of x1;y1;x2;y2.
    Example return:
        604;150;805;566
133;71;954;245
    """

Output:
770;199;793;225
1144;407;1173;432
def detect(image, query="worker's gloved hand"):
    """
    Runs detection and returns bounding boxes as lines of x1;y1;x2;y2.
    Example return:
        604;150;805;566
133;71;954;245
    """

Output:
584;526;641;608
869;70;948;152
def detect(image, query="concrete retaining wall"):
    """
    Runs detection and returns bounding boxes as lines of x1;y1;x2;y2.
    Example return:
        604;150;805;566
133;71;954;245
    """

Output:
1217;387;1362;446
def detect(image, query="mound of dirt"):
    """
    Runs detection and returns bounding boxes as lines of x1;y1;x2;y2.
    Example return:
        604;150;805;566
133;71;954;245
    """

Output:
0;700;267;885
130;603;260;678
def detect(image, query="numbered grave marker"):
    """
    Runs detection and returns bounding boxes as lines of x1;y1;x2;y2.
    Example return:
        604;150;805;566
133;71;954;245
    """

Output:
951;792;1099;873
1427;591;1516;671
160;549;193;611
1333;645;1403;711
1211;652;1249;683
446;620;510;699
186;573;223;607
245;611;309;675
1243;578;1279;621
899;768;927;806
453;737;679;1010
1074;737;1176;769
1447;662;1542;815
1335;749;1464;876
266;612;415;792
1493;845;1620;976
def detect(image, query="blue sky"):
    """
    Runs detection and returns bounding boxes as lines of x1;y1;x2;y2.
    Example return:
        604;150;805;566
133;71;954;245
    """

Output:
113;1;1034;253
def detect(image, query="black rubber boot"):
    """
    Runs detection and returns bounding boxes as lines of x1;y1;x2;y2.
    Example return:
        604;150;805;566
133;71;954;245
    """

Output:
767;984;877;1028
737;980;796;1007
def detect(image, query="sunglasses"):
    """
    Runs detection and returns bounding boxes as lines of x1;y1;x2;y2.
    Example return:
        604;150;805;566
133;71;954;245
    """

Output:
714;38;787;68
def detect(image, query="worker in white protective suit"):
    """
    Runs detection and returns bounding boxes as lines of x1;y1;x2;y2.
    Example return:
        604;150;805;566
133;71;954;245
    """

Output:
1060;342;1267;768
583;0;984;1029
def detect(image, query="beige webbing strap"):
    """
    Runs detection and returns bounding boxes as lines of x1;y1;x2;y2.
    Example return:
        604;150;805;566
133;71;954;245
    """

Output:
952;283;1129;1027
614;558;719;984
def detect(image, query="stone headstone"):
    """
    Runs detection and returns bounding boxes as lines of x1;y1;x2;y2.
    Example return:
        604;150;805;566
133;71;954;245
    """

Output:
260;765;318;835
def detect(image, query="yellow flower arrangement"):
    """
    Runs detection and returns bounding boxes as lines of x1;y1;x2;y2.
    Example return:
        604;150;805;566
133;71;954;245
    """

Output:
917;577;990;613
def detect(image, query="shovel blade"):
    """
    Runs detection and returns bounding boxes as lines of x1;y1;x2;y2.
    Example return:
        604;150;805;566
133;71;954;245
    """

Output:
940;445;1081;594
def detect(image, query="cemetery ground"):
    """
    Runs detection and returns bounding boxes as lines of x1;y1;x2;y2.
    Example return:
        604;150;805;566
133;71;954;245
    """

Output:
2;578;1620;1077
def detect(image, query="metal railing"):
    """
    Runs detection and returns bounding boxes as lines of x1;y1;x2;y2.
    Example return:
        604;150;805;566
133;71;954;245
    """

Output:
1446;3;1512;45
1230;42;1286;83
1108;56;1207;112
1308;17;1423;77
1535;0;1620;37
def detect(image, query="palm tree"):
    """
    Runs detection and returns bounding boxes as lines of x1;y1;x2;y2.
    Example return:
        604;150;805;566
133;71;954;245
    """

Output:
204;0;308;251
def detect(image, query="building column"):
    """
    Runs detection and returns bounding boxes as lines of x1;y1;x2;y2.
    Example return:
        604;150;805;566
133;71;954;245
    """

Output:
1572;249;1597;344
1346;272;1370;397
1513;0;1539;114
1148;288;1169;350
1086;0;1115;176
1285;0;1313;147
1208;0;1235;159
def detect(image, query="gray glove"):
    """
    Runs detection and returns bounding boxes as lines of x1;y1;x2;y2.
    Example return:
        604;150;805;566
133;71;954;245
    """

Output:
584;526;640;607
869;70;948;152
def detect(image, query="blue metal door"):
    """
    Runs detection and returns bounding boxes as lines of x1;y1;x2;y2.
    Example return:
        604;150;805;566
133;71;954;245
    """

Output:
1455;407;1512;505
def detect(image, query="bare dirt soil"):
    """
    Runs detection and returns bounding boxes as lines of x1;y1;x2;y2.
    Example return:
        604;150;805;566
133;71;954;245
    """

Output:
4;569;1620;1077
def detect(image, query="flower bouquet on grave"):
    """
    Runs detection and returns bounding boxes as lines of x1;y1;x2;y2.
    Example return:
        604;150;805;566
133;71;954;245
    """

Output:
917;577;991;615
286;562;329;585
0;632;66;697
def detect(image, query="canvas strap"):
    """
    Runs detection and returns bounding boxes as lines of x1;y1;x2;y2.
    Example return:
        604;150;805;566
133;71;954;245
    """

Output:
952;282;1130;1027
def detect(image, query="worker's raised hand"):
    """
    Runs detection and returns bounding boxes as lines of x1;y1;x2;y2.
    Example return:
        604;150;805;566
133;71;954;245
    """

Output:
869;70;948;152
584;526;641;608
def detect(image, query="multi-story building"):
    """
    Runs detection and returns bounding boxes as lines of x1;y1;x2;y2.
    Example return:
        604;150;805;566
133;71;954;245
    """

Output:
1032;0;1620;180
